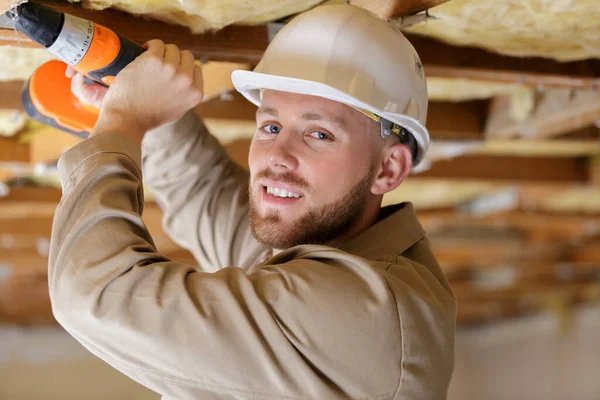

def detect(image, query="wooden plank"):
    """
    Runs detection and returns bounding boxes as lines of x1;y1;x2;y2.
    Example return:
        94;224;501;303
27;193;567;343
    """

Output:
591;157;600;186
417;211;600;241
0;185;62;202
486;89;600;139
197;91;257;121
350;0;450;19
0;136;29;162
0;80;25;110
28;126;83;163
409;35;600;90
426;99;486;140
419;155;589;183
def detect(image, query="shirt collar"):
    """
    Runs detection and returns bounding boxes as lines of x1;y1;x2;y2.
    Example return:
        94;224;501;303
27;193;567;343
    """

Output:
262;202;425;266
338;202;425;261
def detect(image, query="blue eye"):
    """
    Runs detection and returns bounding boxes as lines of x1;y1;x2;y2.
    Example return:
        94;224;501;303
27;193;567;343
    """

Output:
309;131;332;140
262;125;281;134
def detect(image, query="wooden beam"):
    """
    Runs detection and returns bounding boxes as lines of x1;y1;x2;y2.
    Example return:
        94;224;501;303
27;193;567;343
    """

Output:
430;238;567;270
486;89;600;139
0;136;28;162
28;127;83;164
0;81;25;110
350;0;450;19
591;157;600;186
426;99;486;140
408;35;600;90
417;211;600;242
197;92;257;122
419;155;589;183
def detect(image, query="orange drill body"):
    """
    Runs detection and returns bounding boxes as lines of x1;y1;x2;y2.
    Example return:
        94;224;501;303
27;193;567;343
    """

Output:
8;3;144;137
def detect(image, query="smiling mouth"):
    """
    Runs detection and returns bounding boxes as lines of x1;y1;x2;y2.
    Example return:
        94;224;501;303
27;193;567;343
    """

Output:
264;185;303;199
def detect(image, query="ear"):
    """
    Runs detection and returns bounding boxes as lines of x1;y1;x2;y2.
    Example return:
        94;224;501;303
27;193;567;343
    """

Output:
370;143;412;195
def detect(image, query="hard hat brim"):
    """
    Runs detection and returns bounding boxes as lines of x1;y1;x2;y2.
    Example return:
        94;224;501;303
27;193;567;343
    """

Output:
231;70;429;167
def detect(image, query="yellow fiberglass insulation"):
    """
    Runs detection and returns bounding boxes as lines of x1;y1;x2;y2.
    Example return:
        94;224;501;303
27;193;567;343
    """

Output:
74;0;323;33
405;0;600;61
0;45;55;81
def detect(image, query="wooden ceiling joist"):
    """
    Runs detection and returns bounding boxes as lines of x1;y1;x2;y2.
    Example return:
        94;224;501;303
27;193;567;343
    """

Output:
486;89;600;139
409;35;600;90
417;211;600;242
418;155;589;183
0;1;596;88
0;80;24;110
349;0;450;19
0;136;28;162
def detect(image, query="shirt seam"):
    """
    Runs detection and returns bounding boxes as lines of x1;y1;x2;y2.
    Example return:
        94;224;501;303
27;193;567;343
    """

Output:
63;150;142;192
105;351;395;400
384;263;404;399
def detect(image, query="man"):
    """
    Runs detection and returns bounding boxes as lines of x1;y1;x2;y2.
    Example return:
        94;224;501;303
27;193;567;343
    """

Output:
50;4;456;399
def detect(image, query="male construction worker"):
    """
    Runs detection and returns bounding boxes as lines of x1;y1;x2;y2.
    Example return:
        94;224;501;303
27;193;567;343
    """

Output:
50;4;456;399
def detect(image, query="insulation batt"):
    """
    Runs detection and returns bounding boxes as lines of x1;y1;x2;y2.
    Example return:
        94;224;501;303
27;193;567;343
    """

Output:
0;45;56;81
405;0;600;61
73;0;323;32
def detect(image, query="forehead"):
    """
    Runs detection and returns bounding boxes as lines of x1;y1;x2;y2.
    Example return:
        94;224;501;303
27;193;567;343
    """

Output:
259;90;370;127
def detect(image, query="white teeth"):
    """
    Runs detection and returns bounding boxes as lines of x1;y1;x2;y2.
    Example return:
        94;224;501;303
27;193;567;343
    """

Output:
266;186;301;198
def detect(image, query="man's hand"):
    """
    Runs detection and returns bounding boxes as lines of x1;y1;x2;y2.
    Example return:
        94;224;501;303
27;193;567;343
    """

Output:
82;40;203;146
67;66;109;109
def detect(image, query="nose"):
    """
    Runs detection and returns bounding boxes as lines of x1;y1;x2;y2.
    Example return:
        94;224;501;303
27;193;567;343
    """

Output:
264;131;299;172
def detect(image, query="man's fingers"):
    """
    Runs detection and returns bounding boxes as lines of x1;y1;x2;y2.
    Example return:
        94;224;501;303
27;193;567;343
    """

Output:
179;50;196;77
65;65;77;78
164;44;180;69
144;39;165;58
70;72;107;108
193;65;204;99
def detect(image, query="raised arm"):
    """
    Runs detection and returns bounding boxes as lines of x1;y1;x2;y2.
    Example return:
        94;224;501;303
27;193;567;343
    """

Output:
72;39;268;272
142;110;268;272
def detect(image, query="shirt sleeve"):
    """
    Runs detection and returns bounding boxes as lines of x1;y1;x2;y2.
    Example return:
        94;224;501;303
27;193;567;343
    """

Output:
140;110;269;273
48;134;302;398
48;133;404;399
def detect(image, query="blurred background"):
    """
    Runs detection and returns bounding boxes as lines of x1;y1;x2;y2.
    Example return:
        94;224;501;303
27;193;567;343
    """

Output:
1;0;599;399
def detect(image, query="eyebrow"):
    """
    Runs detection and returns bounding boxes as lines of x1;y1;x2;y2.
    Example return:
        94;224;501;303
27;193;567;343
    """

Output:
256;107;278;118
299;112;347;130
256;108;348;130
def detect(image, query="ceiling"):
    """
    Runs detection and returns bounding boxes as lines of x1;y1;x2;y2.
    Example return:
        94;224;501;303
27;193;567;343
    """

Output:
0;0;599;326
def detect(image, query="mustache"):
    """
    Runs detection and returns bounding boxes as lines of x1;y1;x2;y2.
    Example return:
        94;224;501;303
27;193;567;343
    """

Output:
255;169;309;190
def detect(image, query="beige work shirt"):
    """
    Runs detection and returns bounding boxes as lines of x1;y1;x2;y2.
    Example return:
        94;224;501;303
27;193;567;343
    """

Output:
49;110;456;399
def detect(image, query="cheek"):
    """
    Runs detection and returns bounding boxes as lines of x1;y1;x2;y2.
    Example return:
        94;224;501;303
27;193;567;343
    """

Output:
248;139;263;174
307;157;357;196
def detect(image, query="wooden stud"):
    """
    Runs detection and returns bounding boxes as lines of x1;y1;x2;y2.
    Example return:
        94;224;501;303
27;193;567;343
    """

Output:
410;34;600;90
419;155;588;183
486;89;600;139
0;136;28;162
0;80;25;110
350;0;450;19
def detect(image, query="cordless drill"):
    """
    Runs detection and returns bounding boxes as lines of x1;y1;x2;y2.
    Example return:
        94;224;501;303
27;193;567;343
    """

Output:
7;2;145;137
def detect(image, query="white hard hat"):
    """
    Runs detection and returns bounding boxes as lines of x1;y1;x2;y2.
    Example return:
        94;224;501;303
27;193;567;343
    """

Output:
231;4;430;166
